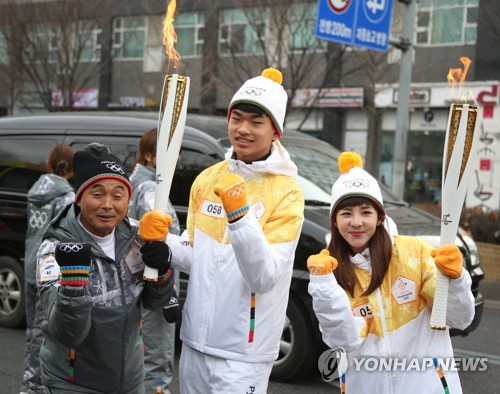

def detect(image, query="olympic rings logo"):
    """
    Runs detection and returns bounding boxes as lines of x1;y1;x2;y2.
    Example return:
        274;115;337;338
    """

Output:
105;162;125;174
58;243;84;253
344;179;370;189
29;210;48;229
228;186;245;198
242;87;263;97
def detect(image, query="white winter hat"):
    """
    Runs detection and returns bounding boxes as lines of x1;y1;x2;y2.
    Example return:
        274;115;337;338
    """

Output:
330;152;385;216
228;68;288;137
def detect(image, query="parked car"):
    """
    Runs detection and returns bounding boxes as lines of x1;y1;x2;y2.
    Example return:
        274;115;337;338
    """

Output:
0;112;484;381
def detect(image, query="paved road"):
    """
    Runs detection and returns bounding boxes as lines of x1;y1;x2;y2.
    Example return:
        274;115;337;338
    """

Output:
2;281;499;393
0;327;336;393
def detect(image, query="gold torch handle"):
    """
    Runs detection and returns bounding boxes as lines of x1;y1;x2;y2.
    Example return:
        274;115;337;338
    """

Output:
430;103;477;329
143;74;190;281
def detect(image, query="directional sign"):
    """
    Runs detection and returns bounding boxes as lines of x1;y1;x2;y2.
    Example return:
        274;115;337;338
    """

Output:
316;0;394;52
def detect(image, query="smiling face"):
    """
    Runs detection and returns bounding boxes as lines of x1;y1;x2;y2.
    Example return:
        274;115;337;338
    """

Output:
228;108;279;163
334;203;382;254
77;179;130;237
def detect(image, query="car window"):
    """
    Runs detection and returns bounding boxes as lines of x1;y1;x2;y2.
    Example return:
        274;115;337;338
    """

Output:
296;175;331;205
283;143;341;194
70;140;139;173
0;137;59;192
170;149;220;206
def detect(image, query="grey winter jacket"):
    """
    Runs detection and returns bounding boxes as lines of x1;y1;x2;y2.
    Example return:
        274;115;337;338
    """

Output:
128;163;180;234
36;203;175;393
25;173;74;284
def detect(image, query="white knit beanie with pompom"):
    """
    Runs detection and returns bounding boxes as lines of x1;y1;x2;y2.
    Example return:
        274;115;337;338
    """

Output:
228;68;288;137
330;152;385;216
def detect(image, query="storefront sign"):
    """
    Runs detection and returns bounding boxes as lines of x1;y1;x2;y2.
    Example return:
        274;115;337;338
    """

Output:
479;158;491;171
51;89;98;109
393;89;430;105
291;87;363;108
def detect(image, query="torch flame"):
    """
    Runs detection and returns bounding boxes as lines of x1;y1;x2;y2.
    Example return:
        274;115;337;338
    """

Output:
163;0;182;70
447;57;472;102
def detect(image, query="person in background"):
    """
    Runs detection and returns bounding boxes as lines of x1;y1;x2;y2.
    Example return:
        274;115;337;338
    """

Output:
128;128;180;394
141;67;305;393
307;151;475;394
36;143;175;393
21;144;75;394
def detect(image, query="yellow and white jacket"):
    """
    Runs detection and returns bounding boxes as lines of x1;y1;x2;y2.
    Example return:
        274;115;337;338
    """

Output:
167;141;304;362
309;236;475;394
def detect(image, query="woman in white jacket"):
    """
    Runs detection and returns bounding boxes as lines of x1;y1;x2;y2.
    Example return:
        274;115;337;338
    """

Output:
307;152;475;394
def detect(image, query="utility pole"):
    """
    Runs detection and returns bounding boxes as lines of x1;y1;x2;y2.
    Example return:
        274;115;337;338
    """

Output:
391;0;416;199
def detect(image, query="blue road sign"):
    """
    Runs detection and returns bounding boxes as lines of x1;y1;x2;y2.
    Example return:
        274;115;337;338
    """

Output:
316;0;394;52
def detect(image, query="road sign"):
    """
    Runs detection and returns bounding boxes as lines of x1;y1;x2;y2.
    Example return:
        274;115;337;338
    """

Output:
316;0;394;52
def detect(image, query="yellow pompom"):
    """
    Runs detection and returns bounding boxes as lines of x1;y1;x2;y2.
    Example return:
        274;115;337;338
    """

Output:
338;152;362;174
261;68;283;85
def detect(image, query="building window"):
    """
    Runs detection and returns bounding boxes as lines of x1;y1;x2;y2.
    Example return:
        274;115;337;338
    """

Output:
219;8;268;55
175;12;205;57
289;3;326;52
0;31;8;64
27;24;60;63
113;16;146;59
416;0;478;46
79;20;101;61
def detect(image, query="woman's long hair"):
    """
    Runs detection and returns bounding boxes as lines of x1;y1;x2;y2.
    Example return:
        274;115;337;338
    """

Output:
135;128;157;166
47;144;75;178
328;197;392;297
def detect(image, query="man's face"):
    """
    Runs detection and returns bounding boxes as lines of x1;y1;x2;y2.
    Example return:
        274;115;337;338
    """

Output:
228;108;279;163
77;179;129;237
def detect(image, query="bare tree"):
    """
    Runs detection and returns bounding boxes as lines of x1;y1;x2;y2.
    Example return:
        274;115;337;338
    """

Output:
214;0;362;129
0;0;113;112
475;0;500;81
199;0;400;157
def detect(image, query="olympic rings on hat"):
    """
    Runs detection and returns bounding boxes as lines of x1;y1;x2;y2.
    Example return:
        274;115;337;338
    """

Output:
243;87;263;96
105;162;125;174
344;179;370;189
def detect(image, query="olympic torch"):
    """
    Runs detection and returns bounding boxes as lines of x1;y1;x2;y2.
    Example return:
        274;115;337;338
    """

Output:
143;0;190;281
430;57;477;329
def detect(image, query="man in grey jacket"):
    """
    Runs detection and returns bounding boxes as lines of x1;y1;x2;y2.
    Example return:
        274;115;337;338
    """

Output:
128;127;180;394
36;143;175;394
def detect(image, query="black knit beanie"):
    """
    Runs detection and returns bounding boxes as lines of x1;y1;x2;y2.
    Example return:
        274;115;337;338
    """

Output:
73;143;132;202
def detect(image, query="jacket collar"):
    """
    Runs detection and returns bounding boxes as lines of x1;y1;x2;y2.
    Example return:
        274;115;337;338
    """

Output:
225;140;298;179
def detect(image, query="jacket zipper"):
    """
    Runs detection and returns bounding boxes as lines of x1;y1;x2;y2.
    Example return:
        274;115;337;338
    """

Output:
375;287;394;394
200;227;228;345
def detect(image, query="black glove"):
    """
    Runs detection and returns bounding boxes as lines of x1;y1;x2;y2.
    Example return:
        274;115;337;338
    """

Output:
162;286;180;323
55;242;92;286
140;241;171;276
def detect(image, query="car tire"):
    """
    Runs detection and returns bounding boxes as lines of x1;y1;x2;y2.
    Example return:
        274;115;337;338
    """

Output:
0;255;26;328
271;294;316;382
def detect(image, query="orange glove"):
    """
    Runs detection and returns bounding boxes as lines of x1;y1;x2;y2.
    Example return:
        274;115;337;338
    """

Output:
307;249;338;276
214;174;249;222
431;244;463;279
139;211;172;242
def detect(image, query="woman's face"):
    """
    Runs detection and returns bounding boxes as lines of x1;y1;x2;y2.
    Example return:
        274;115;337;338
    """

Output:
145;152;156;168
334;203;381;254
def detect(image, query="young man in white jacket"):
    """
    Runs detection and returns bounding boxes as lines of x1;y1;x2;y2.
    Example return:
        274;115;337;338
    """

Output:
141;68;305;393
